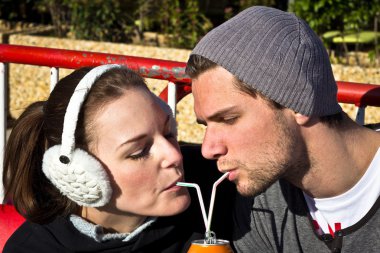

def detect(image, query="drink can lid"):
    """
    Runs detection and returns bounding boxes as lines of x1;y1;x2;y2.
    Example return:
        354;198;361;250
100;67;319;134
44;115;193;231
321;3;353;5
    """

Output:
191;239;230;246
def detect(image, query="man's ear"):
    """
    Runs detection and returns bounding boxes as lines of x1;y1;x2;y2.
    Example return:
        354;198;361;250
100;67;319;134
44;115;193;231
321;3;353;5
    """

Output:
294;113;311;126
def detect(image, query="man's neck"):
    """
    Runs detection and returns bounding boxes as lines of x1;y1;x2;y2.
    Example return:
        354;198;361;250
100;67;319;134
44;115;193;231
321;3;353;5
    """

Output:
289;117;380;198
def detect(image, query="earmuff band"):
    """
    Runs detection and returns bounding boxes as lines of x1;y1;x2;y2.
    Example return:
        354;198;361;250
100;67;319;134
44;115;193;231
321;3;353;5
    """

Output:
60;64;123;163
42;64;123;207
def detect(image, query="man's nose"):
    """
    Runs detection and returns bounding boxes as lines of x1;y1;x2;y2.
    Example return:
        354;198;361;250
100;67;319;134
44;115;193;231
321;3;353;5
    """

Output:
201;129;227;160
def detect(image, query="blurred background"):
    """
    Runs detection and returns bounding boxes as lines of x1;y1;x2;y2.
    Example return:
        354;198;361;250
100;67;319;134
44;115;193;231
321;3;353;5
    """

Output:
0;0;378;53
0;0;379;143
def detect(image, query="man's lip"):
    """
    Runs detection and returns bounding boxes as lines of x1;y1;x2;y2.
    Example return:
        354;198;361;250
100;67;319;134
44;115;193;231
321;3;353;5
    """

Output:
227;170;237;181
219;169;237;181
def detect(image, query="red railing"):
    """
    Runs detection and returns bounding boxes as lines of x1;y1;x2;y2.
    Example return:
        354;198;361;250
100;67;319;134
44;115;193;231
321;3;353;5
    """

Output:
1;44;380;107
0;44;192;102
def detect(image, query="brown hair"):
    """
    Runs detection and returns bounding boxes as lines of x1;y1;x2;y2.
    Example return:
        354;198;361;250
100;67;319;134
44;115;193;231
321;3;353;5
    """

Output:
3;66;149;223
186;54;283;109
186;54;343;124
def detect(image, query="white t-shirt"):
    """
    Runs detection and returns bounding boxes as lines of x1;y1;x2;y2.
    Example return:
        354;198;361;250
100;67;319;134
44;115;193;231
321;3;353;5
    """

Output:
303;147;380;235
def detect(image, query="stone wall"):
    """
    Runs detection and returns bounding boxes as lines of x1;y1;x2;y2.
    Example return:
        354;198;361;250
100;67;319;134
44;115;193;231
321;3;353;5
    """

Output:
3;34;380;143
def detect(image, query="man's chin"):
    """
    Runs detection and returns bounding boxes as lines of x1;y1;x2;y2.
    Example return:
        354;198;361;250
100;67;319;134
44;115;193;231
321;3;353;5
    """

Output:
236;182;267;197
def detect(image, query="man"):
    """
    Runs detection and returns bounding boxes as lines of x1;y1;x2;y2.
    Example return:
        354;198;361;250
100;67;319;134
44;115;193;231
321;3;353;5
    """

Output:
186;6;380;253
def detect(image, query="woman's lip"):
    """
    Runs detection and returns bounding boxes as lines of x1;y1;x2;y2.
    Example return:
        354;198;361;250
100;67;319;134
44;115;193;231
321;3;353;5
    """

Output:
166;184;183;192
164;177;184;191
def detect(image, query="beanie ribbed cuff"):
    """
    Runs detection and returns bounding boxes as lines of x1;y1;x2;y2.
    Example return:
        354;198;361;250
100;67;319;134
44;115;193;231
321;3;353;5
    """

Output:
191;6;342;116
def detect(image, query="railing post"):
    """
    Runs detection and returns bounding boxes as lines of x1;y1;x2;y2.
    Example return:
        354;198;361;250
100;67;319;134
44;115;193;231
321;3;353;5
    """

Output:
50;67;59;91
0;62;7;202
168;81;177;118
355;106;366;125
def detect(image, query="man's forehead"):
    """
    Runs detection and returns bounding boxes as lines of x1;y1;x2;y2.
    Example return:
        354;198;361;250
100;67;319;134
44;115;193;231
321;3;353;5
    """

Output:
192;69;237;94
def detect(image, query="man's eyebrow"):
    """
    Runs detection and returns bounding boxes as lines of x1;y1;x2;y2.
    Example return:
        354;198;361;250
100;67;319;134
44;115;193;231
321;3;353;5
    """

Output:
196;106;238;125
196;118;206;125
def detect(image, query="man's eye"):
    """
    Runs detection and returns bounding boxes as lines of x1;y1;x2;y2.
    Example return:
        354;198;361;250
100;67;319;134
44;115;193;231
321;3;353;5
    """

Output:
128;148;150;161
223;117;238;124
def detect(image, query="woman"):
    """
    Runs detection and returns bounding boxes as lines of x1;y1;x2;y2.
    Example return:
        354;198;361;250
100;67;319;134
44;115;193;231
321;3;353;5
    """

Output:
2;64;203;252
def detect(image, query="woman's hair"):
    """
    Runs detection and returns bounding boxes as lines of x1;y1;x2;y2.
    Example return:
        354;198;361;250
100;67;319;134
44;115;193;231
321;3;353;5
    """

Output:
3;66;149;223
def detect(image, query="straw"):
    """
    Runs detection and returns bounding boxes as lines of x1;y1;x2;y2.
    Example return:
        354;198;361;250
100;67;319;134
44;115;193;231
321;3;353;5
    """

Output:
176;172;230;237
176;182;208;230
206;172;230;234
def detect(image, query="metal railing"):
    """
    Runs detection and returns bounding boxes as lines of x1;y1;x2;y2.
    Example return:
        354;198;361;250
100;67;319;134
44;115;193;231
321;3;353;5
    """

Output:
1;43;380;200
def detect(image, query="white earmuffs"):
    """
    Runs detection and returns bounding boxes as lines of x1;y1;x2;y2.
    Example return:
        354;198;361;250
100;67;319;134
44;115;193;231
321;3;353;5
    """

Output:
42;64;123;207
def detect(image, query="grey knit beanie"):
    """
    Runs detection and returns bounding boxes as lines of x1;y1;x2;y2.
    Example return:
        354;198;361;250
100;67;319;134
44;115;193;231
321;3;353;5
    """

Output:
190;6;342;116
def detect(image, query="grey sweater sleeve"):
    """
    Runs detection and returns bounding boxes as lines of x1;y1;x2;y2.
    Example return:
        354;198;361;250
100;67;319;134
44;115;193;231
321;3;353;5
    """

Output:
232;180;329;253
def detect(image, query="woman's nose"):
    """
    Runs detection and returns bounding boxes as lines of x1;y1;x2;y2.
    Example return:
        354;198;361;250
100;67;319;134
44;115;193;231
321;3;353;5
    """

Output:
161;138;183;169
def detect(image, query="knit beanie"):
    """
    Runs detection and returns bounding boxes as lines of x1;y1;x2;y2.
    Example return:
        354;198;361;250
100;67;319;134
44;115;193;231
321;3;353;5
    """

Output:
190;6;342;116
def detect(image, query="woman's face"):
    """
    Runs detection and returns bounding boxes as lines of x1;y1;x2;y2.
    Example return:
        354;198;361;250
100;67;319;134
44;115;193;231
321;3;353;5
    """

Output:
90;88;190;217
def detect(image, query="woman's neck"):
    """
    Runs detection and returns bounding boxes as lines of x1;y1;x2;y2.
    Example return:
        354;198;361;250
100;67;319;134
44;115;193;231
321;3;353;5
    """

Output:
81;207;147;233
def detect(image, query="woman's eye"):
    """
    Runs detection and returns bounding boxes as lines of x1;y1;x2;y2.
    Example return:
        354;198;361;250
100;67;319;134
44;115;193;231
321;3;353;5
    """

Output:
128;147;150;161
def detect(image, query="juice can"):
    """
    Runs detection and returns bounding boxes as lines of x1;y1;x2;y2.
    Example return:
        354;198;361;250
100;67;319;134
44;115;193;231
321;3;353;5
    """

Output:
187;239;234;253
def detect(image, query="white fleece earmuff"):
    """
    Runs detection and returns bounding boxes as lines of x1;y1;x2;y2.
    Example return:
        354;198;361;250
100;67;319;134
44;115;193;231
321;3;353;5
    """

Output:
42;64;123;207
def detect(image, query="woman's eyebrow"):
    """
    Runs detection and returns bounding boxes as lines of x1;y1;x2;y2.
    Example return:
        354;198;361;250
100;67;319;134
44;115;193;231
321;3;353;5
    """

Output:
116;133;147;151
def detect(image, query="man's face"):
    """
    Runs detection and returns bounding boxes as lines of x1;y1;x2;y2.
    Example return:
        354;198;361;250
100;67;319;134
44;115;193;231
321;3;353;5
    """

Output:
192;66;308;196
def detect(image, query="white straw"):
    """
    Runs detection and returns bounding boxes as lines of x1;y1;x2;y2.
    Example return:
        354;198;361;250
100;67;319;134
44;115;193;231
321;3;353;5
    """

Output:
176;182;208;230
206;172;230;234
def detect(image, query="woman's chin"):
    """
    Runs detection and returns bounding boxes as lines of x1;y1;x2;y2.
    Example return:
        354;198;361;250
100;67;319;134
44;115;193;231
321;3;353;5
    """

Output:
160;193;191;216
